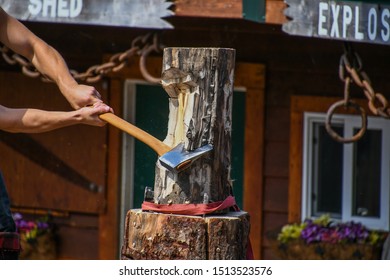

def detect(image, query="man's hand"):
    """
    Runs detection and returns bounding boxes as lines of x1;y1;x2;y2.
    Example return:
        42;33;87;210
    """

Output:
78;101;113;127
63;84;103;109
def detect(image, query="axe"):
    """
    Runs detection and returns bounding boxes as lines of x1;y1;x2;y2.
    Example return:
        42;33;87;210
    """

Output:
99;113;212;172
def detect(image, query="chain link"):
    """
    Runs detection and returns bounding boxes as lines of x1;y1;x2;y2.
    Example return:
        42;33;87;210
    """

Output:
0;32;163;84
326;42;390;143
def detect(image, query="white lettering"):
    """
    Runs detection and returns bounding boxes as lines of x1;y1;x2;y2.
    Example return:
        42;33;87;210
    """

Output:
368;8;377;40
57;0;69;17
381;9;390;41
318;2;329;36
70;0;82;18
354;6;364;40
28;0;42;16
342;5;353;38
330;4;340;37
28;0;82;18
42;0;57;17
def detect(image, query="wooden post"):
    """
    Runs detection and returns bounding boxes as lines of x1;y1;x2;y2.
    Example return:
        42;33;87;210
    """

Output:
121;48;250;260
154;47;236;205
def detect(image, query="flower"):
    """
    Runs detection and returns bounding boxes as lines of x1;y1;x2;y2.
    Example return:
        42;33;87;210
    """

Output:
277;214;387;246
13;213;52;243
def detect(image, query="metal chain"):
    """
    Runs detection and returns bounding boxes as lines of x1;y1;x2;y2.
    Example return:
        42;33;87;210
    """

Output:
0;32;163;84
326;42;389;143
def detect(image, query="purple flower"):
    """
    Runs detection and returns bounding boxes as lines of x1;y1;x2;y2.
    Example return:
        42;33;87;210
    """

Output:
299;218;373;244
12;213;52;237
37;222;49;230
13;213;23;221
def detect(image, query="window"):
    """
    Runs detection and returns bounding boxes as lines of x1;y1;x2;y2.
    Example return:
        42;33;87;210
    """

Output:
302;112;390;230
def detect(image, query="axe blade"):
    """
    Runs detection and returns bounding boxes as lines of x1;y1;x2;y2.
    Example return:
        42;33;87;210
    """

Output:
159;143;213;172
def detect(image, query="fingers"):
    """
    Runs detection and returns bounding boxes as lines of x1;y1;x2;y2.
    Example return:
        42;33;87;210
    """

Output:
79;102;113;127
92;101;113;113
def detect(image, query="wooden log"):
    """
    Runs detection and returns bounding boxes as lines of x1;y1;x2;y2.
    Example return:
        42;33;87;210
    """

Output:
121;209;250;260
154;47;236;205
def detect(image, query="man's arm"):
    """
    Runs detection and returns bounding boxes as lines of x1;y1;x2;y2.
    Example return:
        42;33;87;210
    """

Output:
0;103;112;133
0;7;102;109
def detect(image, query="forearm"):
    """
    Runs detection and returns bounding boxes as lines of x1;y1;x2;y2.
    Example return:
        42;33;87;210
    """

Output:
1;108;82;133
30;39;101;109
30;40;78;97
0;103;111;133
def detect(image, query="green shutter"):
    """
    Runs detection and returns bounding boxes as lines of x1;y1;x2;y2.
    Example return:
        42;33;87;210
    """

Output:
243;0;265;23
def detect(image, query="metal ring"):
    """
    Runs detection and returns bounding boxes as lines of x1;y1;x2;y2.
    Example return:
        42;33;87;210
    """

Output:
139;44;161;84
325;100;367;143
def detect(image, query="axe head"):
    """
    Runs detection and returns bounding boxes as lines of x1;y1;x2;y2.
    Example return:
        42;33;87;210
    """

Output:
159;143;213;172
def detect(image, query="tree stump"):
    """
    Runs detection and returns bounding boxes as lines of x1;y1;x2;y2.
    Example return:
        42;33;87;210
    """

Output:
121;48;251;260
121;209;250;260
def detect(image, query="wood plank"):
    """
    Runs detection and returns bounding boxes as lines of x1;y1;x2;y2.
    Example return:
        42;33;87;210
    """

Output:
174;0;242;18
266;0;287;24
98;78;123;260
264;142;289;178
176;0;286;24
264;178;288;212
55;225;99;260
288;101;303;223
261;211;288;247
265;107;290;141
241;64;265;260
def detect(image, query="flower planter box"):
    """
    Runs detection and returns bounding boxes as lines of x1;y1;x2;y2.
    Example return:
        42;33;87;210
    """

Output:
277;240;383;260
20;231;57;260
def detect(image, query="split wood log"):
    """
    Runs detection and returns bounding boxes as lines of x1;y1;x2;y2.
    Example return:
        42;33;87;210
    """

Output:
153;47;236;205
121;209;250;260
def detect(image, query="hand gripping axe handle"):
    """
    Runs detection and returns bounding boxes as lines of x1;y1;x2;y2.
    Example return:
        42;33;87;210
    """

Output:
99;113;213;172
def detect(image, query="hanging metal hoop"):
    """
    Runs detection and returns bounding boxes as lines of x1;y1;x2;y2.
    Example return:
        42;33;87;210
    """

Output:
325;100;367;143
139;34;163;84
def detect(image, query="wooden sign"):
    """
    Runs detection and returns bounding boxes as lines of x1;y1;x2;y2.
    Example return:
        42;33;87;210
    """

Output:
0;0;174;29
283;0;390;45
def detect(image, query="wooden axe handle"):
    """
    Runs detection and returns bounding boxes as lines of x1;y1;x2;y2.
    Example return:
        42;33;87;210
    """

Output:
99;113;171;156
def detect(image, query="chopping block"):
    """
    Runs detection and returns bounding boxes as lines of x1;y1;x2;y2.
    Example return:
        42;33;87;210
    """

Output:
121;209;250;260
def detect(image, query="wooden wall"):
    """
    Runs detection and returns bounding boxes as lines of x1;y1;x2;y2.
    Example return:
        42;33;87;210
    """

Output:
0;72;123;260
2;14;389;259
174;0;287;24
0;73;108;259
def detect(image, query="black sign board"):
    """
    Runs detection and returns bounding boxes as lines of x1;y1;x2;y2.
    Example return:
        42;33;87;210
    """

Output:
0;0;174;29
283;0;390;45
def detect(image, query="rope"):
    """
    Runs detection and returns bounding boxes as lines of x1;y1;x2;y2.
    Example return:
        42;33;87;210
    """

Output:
142;195;237;216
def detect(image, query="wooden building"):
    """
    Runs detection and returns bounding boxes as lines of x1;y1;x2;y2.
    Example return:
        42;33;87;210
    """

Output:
0;0;389;259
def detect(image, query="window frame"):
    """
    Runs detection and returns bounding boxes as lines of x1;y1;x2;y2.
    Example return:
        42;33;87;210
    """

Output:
302;112;390;230
288;96;389;230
